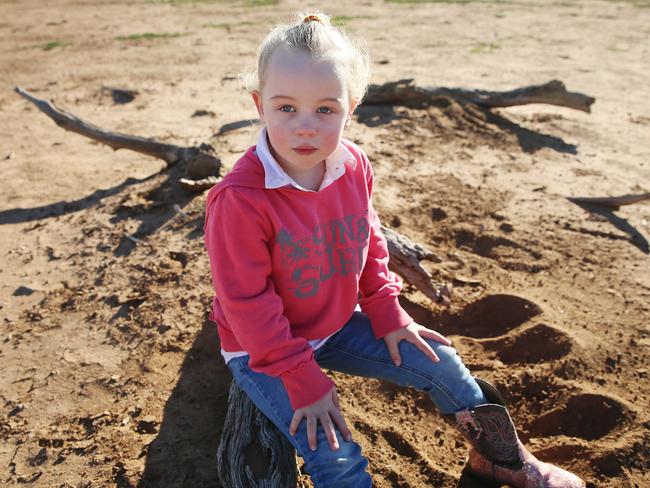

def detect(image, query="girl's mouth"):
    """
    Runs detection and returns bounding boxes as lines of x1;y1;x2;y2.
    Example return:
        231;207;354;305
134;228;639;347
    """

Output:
293;146;317;155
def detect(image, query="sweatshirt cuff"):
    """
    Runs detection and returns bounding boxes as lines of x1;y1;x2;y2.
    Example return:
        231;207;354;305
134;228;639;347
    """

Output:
364;297;414;339
281;359;335;410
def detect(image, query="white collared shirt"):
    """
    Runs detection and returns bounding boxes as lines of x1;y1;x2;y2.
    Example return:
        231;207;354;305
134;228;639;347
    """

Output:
255;127;357;192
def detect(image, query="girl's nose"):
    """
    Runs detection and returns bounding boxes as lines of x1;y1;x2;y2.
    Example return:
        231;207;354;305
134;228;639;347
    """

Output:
295;117;317;137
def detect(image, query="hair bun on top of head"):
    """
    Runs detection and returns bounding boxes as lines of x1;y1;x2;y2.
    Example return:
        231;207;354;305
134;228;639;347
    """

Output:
303;14;323;24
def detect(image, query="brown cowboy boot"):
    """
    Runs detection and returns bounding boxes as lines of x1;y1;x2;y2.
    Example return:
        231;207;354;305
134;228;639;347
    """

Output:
451;379;585;488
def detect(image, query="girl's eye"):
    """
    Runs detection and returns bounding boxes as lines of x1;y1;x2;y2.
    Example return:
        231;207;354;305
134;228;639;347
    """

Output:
279;105;295;112
317;107;334;114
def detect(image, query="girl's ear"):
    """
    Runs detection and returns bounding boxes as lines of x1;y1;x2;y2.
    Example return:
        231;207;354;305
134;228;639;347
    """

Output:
251;90;265;121
344;100;358;127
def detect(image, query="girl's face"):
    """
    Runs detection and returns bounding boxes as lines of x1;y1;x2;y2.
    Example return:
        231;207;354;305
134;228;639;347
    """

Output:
252;48;355;180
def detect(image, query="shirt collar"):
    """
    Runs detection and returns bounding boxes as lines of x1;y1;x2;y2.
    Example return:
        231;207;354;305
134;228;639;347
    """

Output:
255;127;356;192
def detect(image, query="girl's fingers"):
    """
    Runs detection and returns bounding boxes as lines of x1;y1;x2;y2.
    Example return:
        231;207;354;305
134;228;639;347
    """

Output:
414;336;440;363
332;388;341;410
307;416;318;451
289;410;303;436
386;338;402;366
330;408;352;442
320;415;339;450
418;327;452;346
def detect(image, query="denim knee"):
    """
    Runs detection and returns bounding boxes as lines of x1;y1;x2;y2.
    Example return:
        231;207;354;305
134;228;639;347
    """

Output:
414;340;487;413
304;440;371;488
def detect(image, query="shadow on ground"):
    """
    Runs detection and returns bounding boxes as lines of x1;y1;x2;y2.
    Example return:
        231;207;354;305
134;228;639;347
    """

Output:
356;101;577;154
0;161;204;257
482;108;577;154
0;174;156;225
138;316;231;488
570;202;649;254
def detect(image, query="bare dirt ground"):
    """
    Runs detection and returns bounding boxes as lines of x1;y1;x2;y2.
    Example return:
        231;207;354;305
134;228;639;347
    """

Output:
1;0;649;487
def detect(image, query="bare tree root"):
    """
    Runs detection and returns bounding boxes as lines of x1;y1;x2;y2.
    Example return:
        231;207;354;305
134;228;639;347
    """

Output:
365;79;595;113
382;225;452;305
14;86;221;182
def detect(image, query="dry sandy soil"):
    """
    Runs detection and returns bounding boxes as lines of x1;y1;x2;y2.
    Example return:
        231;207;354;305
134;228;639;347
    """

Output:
1;0;649;487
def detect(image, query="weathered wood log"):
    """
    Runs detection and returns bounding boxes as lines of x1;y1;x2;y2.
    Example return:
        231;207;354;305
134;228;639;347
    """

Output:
382;225;452;305
365;79;595;113
217;381;297;488
568;192;650;210
14;86;221;181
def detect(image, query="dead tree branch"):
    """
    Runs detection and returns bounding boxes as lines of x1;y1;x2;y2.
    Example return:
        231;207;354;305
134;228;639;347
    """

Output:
14;86;220;181
365;79;595;113
382;225;451;305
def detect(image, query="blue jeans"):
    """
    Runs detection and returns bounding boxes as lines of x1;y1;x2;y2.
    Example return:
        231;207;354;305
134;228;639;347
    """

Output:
227;311;487;487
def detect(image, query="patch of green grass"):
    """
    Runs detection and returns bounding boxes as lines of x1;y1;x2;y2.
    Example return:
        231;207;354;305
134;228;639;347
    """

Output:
607;46;623;52
331;15;373;26
38;40;72;51
243;0;278;6
470;42;500;53
115;32;187;41
201;20;254;29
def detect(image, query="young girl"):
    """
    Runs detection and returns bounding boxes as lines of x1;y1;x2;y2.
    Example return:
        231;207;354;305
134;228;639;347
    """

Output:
204;12;585;488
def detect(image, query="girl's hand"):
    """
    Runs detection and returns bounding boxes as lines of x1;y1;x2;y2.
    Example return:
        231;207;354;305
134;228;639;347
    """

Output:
289;386;352;451
384;322;452;367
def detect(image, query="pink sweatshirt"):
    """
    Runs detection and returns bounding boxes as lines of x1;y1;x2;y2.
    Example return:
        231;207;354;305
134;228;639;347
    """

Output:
204;139;413;409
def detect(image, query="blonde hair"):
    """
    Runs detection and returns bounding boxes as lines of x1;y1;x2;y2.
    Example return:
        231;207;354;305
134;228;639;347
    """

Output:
244;12;370;105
